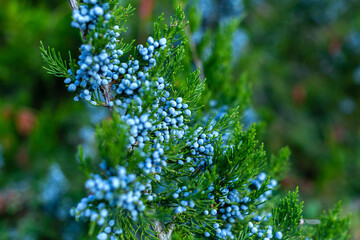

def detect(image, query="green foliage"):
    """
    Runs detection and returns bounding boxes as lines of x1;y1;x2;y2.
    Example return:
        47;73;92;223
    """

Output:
40;41;72;78
0;0;90;239
153;6;186;44
268;146;291;180
63;1;354;239
78;145;93;178
179;0;252;125
177;68;205;110
310;202;351;240
0;0;354;239
152;7;187;85
96;114;131;169
203;18;241;100
241;0;360;206
272;188;303;238
110;3;135;24
214;124;267;190
112;210;157;240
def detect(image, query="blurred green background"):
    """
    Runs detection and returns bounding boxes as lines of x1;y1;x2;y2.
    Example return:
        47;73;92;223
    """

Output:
0;0;359;239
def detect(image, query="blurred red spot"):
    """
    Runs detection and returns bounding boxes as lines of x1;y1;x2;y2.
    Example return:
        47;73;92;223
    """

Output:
332;125;344;142
16;109;36;136
281;175;296;189
292;84;306;104
139;0;154;20
0;195;6;213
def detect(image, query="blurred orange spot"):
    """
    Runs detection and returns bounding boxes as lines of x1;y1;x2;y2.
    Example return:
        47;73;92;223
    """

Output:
0;195;6;213
332;125;344;142
139;0;154;20
281;175;296;189
301;179;314;194
16;109;36;136
292;84;306;104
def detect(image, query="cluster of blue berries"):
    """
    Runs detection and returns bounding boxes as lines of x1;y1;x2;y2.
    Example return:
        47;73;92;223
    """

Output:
70;28;176;231
201;172;279;239
65;36;124;104
68;0;166;107
244;173;282;239
67;1;287;239
204;222;235;239
186;127;216;170
71;0;111;31
96;221;123;240
250;172;278;208
121;113;152;148
71;166;146;225
132;94;199;178
67;36;168;108
172;186;196;214
247;222;283;239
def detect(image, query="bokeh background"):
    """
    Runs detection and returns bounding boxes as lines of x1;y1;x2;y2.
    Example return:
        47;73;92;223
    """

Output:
0;0;359;239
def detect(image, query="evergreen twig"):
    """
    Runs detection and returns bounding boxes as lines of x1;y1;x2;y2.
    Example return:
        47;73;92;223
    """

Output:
66;0;112;113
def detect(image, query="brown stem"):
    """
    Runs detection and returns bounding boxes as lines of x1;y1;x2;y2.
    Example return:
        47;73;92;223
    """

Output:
100;84;113;112
153;221;175;240
67;0;79;10
67;0;88;40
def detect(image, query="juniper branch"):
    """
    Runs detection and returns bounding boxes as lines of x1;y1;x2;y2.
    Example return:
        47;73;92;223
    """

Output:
66;0;112;112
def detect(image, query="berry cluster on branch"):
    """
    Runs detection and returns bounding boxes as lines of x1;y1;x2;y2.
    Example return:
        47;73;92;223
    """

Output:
40;0;351;239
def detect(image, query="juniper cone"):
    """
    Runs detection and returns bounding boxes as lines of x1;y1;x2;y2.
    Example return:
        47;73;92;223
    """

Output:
40;0;351;239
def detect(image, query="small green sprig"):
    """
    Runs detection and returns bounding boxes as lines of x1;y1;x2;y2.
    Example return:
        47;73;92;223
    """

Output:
310;202;351;240
272;188;303;239
40;41;71;78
